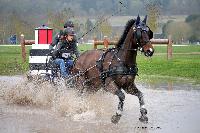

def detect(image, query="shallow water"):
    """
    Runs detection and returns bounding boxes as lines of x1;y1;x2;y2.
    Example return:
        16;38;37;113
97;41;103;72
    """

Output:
0;75;200;133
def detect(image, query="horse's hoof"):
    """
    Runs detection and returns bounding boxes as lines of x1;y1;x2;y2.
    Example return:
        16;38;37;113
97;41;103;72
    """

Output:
140;108;147;115
111;114;121;124
139;115;148;123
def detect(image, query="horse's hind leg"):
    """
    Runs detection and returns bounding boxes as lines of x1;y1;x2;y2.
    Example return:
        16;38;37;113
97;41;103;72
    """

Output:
125;83;148;123
111;89;125;124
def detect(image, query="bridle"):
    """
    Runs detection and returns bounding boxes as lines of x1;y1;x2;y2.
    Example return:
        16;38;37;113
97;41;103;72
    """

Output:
119;24;151;52
133;24;151;52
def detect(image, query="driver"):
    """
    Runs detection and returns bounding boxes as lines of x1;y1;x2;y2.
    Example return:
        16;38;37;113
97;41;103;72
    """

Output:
49;20;75;50
52;27;80;78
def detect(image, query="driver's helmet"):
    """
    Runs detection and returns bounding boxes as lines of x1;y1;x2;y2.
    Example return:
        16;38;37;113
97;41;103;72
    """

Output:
64;20;74;28
63;27;76;36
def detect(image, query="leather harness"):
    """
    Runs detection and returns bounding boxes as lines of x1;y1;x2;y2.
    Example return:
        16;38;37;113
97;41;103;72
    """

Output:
96;48;138;84
95;23;152;84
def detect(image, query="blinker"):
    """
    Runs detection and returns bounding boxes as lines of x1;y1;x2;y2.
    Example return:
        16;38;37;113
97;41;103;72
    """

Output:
136;30;142;40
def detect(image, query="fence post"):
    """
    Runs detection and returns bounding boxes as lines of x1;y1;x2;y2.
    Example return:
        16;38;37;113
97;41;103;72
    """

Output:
167;35;173;60
103;37;109;49
94;38;97;49
20;34;26;62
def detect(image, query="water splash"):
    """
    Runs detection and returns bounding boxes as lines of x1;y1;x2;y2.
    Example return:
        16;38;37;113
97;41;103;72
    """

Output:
0;75;116;122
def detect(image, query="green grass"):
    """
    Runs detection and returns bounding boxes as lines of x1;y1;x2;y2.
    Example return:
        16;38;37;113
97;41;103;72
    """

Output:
0;46;31;75
137;54;200;82
78;44;94;51
137;45;200;83
0;44;200;83
154;45;200;53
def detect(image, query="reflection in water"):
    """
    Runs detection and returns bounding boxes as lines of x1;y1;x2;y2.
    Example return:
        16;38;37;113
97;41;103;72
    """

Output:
0;75;200;133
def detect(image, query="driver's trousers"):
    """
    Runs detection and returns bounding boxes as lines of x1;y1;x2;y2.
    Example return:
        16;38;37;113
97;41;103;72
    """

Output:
54;58;73;78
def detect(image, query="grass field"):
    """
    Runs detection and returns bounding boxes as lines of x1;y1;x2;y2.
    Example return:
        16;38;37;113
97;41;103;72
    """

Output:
0;46;30;75
0;44;200;83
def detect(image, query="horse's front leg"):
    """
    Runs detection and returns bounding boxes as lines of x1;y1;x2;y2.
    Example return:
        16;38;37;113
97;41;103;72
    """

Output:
111;89;125;124
104;81;125;124
125;83;148;123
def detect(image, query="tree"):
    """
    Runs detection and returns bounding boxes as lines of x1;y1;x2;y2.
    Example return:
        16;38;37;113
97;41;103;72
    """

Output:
185;14;200;42
146;3;160;32
0;10;34;43
165;21;192;44
185;14;200;23
85;19;94;36
99;17;112;39
162;20;174;38
47;8;75;32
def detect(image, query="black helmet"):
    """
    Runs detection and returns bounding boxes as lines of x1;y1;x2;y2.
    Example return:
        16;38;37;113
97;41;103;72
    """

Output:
64;20;74;28
63;27;76;36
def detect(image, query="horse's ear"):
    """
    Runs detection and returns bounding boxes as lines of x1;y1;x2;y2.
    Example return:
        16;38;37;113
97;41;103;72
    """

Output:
136;14;140;25
143;15;147;24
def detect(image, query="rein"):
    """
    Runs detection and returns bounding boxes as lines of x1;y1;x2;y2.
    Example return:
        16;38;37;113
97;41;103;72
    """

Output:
120;48;138;51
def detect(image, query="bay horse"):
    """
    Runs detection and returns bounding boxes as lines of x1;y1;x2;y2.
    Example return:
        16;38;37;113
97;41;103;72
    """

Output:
73;15;154;124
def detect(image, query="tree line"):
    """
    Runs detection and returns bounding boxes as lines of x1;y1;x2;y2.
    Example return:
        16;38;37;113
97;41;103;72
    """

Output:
0;7;113;44
162;14;200;44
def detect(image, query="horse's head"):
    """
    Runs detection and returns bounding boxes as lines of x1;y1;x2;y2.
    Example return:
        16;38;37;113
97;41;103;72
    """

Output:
133;15;154;57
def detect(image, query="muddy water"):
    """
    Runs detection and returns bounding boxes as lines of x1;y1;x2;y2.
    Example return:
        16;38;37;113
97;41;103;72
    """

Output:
0;75;200;133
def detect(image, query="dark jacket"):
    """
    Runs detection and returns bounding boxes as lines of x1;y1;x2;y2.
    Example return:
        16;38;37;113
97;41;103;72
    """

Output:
52;39;80;59
49;30;78;50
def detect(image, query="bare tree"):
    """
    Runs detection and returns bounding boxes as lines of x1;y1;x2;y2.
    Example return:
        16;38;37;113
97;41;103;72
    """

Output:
166;21;192;44
146;3;160;32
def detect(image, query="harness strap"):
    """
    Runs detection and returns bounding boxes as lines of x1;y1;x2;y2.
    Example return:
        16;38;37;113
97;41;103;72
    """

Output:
96;48;138;84
100;65;138;84
96;48;113;72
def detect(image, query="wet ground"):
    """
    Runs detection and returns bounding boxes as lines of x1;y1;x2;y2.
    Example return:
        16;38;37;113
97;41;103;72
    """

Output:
0;75;200;133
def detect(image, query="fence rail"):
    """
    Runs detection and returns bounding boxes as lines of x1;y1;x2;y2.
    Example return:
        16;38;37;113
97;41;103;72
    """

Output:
20;34;173;62
94;36;173;59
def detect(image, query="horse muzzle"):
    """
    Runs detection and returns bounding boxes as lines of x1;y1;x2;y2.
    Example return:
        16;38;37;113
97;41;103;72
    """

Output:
144;48;154;57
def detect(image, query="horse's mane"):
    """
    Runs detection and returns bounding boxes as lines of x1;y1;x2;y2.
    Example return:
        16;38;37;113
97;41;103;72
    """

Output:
116;19;135;48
